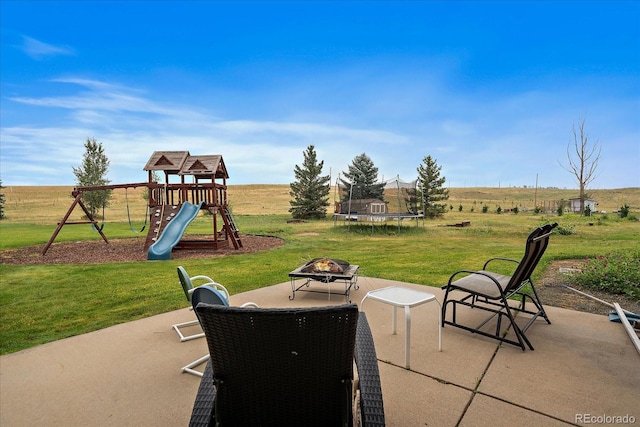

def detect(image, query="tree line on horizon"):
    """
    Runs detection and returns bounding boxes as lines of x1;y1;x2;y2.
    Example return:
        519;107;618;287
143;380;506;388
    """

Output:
289;118;604;220
288;145;449;220
1;118;599;222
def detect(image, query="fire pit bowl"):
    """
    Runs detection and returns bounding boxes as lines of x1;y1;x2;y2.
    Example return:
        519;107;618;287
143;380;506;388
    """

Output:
300;258;350;274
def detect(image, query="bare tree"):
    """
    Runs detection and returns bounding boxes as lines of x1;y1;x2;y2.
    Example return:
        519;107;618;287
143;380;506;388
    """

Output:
561;118;601;215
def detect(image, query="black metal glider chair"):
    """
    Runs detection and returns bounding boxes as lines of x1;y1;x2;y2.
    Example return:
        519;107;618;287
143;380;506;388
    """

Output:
189;303;385;427
441;223;558;351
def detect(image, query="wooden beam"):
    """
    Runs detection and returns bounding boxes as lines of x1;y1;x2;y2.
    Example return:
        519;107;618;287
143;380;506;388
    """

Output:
563;285;636;316
613;303;640;356
41;193;109;256
74;182;150;192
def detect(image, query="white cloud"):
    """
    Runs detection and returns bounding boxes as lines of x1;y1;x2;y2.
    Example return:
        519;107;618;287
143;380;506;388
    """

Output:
21;36;75;60
11;79;175;116
1;75;638;188
1;77;413;185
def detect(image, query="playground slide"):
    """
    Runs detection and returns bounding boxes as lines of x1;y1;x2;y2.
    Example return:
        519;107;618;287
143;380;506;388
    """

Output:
147;201;204;261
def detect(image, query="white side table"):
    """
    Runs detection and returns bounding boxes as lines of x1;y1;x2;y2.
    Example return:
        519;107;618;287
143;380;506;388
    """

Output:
361;286;442;369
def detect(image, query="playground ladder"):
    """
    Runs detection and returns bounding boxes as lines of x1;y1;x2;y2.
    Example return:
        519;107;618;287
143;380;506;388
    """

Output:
222;206;243;249
144;204;172;251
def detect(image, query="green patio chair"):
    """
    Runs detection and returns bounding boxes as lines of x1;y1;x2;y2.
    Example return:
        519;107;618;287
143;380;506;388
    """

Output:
172;266;230;342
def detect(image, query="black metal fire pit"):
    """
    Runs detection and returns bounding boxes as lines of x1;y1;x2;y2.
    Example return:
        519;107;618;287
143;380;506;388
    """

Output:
288;258;359;303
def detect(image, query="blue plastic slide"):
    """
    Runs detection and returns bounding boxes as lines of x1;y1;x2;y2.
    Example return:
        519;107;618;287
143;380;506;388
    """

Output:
147;201;204;260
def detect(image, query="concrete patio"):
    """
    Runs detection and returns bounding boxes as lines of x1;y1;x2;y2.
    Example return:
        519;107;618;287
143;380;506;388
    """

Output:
1;277;638;426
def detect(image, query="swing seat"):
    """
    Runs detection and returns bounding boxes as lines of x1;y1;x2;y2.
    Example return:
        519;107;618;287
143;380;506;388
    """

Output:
125;188;149;233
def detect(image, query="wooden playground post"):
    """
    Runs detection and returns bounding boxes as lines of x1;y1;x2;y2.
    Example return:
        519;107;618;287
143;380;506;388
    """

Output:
41;183;149;256
41;191;110;255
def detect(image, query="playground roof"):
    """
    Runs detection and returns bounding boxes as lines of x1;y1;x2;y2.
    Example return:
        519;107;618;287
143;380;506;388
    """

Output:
179;155;228;179
144;151;190;173
143;151;229;179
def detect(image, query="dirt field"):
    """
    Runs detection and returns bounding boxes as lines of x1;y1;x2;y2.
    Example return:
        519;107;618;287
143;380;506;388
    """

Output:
537;259;640;317
0;234;284;264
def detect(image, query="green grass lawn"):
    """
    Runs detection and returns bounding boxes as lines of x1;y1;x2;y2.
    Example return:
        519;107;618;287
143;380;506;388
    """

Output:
1;210;638;354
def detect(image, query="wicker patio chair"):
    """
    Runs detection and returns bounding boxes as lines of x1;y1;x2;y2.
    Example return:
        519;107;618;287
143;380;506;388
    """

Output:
189;303;385;426
441;223;558;350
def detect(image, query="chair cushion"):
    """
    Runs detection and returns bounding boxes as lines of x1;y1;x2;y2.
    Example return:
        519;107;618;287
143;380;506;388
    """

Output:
191;286;229;309
451;270;511;299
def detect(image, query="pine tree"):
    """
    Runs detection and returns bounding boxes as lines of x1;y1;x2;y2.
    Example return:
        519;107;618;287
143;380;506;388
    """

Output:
417;155;449;218
289;145;331;219
405;187;420;214
339;153;385;202
72;137;112;218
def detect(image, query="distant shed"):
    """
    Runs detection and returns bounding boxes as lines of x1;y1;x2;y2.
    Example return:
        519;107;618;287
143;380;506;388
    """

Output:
338;198;387;215
569;197;597;213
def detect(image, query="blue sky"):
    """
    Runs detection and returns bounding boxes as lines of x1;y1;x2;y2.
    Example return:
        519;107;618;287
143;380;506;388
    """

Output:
1;1;639;189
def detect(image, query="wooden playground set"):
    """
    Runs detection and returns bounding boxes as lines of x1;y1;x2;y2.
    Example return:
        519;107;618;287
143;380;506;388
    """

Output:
42;151;242;260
